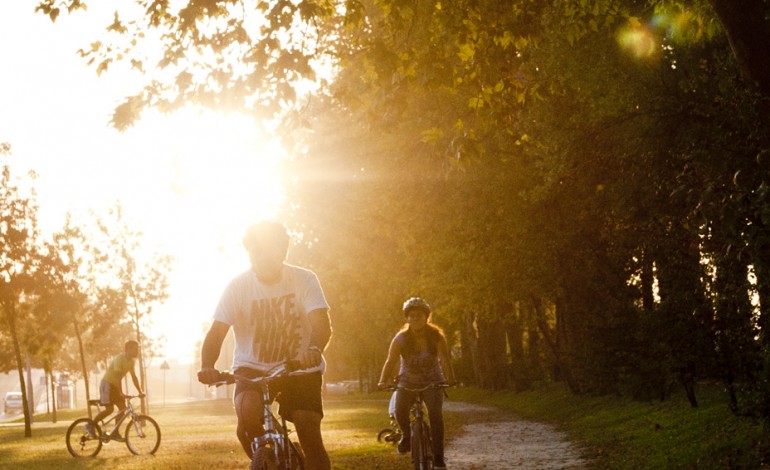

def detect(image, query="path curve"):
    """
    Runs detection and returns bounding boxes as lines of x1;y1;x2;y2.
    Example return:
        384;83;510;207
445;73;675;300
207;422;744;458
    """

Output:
443;402;587;469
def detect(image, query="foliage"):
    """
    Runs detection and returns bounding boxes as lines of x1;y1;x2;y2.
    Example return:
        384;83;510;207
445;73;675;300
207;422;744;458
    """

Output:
0;150;172;423
35;0;770;425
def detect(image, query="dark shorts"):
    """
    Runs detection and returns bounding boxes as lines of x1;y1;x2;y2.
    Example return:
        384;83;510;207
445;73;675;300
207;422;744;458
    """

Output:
99;380;123;407
233;367;324;421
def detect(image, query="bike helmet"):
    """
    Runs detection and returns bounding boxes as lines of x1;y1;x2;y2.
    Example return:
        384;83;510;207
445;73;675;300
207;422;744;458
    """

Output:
402;297;431;317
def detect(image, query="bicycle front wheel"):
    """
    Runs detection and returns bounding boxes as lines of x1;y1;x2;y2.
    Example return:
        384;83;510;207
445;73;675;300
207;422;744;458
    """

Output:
66;418;102;458
377;428;396;444
288;440;305;470
251;446;279;470
125;414;161;455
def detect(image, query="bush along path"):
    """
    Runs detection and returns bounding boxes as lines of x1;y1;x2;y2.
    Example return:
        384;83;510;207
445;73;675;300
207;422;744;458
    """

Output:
443;402;586;469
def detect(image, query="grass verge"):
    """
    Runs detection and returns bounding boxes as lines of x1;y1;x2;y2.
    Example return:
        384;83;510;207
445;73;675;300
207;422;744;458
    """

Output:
448;383;770;469
0;396;410;469
2;384;767;469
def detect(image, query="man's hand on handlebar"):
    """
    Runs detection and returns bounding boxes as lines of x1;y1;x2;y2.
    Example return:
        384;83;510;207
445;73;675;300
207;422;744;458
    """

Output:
295;346;323;370
197;367;222;385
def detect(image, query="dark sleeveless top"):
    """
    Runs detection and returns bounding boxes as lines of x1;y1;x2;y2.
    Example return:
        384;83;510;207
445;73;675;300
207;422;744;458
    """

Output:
395;330;445;387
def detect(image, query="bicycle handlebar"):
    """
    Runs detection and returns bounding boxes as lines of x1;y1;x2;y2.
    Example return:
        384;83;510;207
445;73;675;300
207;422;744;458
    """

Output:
208;360;308;387
381;383;451;393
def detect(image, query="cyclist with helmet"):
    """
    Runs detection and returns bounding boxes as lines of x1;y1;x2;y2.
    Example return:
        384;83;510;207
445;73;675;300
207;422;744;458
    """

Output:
378;297;455;470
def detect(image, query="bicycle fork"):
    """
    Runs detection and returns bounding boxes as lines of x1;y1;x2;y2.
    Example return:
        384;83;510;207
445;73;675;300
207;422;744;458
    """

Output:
252;402;289;464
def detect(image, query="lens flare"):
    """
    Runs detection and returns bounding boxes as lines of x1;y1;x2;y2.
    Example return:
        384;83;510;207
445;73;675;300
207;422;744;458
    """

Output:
617;10;704;59
616;21;658;58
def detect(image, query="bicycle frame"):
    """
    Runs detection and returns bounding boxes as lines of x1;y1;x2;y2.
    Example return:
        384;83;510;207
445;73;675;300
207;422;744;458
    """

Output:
90;395;141;440
388;384;448;470
67;394;161;458
216;364;305;469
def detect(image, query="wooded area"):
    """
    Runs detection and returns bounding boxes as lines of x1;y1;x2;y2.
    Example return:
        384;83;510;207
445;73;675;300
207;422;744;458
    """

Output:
4;0;769;434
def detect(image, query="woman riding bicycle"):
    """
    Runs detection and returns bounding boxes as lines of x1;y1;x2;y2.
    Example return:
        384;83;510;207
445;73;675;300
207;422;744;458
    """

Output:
378;297;456;470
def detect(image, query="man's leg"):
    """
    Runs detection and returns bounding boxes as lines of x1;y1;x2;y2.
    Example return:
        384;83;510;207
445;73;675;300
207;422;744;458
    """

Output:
92;380;115;426
93;404;113;425
110;400;127;436
234;388;264;458
293;410;330;470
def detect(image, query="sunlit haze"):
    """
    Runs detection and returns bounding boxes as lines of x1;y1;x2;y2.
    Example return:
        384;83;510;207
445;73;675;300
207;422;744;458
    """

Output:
1;4;288;364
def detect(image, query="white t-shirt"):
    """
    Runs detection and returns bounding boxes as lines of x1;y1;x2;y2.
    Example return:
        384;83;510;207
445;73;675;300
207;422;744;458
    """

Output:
213;263;329;372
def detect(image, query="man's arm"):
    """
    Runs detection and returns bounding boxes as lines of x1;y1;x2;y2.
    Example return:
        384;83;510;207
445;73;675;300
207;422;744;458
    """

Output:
297;308;332;369
198;320;230;383
129;369;144;395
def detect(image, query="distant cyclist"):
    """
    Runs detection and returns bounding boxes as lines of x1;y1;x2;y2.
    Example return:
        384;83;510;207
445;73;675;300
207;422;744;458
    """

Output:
378;297;456;470
87;340;144;439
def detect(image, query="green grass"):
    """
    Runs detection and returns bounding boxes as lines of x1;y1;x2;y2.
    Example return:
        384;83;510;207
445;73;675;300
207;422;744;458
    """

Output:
448;383;770;469
0;396;413;469
2;385;767;469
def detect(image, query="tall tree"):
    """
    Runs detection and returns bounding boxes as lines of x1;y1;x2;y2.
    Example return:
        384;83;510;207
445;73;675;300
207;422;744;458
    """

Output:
0;147;44;437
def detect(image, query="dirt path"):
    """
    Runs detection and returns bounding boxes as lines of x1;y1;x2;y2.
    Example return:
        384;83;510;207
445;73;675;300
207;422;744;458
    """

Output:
443;402;587;469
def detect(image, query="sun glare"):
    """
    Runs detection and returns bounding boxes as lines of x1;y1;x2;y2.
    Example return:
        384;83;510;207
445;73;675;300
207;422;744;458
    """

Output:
115;107;289;363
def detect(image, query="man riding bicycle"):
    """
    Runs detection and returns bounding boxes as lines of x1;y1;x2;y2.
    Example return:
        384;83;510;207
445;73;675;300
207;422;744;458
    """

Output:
198;221;333;470
87;340;145;440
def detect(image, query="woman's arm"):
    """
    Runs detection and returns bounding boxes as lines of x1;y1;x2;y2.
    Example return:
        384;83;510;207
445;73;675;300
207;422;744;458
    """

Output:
378;336;402;387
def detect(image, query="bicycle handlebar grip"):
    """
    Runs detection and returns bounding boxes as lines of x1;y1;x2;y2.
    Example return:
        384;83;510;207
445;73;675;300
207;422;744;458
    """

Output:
219;372;236;385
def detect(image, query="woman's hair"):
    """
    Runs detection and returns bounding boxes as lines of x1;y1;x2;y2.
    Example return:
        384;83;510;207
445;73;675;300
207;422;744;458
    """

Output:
398;322;445;355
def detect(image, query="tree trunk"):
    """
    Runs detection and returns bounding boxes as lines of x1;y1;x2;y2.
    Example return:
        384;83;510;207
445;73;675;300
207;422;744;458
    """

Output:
73;318;92;419
48;368;57;423
708;0;770;97
463;311;481;386
5;299;32;437
131;298;149;414
475;316;507;389
640;248;655;312
504;303;525;390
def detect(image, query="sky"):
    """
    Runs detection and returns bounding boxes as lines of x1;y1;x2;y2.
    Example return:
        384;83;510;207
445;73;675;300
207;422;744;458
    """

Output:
0;3;288;364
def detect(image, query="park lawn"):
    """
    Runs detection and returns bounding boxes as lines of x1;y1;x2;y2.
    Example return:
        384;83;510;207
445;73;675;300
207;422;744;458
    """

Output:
449;383;770;469
4;383;765;469
0;395;419;470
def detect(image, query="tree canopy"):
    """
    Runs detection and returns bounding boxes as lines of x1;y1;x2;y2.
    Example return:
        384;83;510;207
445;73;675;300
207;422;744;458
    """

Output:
30;0;770;426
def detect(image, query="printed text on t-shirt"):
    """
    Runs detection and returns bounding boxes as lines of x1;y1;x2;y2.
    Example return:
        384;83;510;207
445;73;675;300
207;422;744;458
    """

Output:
249;294;302;363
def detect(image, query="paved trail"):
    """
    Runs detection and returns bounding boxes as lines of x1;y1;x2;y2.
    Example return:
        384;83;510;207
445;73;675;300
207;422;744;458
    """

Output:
443;402;587;469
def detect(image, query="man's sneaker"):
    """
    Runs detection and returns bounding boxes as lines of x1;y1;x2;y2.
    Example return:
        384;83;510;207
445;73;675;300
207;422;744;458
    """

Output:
434;457;447;469
84;423;96;438
397;437;410;455
109;431;125;443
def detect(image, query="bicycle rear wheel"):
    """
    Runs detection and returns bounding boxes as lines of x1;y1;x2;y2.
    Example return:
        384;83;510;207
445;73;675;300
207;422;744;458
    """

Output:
66;418;102;458
251;446;279;470
125;414;161;455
